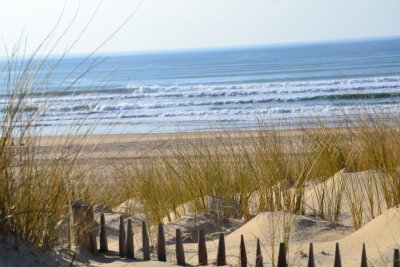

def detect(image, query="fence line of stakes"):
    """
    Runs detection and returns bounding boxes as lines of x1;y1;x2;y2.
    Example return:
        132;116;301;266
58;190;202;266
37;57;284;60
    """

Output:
70;201;400;266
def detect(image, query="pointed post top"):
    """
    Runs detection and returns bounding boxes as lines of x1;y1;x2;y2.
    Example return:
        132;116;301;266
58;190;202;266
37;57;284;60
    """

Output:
277;242;287;267
142;221;150;261
334;242;342;267
198;229;208;266
308;243;315;267
239;234;247;267
176;229;186;266
216;233;226;266
255;238;263;267
361;243;368;267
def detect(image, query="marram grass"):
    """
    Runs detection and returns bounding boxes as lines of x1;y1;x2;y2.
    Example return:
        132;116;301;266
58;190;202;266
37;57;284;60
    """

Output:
112;110;400;231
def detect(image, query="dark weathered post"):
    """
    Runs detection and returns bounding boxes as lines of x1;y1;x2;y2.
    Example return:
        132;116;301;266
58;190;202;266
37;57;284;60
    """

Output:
119;216;126;258
176;229;186;266
394;249;400;267
157;223;166;262
126;218;135;259
99;213;108;253
87;205;97;254
216;233;226;266
334;243;342;267
308;243;315;267
361;243;368;267
277;242;287;267
198;229;208;265
255;238;263;267
142;221;150;261
239;235;247;267
70;200;97;254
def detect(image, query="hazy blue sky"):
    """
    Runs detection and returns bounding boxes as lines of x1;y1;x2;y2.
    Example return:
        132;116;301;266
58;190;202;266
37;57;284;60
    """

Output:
0;0;399;55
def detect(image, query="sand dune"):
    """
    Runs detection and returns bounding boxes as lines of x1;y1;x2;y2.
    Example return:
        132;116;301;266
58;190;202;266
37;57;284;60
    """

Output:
3;168;399;266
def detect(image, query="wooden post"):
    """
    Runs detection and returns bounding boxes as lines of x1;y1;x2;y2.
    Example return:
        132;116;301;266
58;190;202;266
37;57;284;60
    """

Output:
255;238;263;267
119;216;126;258
142;221;150;261
394;249;400;267
361;243;368;267
198;229;208;265
126;218;135;259
99;213;108;253
277;242;287;267
334;243;342;267
87;205;97;254
308;243;315;267
216;233;226;266
176;229;186;266
157;223;166;262
70;200;97;254
239;235;247;267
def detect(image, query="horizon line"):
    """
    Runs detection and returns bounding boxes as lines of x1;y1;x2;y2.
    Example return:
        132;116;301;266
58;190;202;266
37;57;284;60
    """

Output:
1;34;400;59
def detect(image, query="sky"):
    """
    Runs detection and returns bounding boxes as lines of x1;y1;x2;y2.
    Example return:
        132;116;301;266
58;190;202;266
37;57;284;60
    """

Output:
0;0;399;56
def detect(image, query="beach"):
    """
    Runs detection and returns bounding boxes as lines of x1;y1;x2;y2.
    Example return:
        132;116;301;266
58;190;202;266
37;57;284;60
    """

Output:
0;33;399;267
1;1;400;266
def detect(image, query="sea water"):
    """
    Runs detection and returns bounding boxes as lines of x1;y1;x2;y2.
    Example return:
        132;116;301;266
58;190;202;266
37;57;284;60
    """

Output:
0;37;399;134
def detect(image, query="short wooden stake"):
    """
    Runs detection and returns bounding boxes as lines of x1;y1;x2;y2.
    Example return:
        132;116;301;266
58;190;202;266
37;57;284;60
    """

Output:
255;238;263;267
176;229;186;266
126;218;135;259
119;216;126;258
308;243;315;267
361;243;368;267
239;234;247;267
334;243;342;267
142;221;150;261
86;205;97;254
277;242;287;267
198;229;208;265
157;223;166;262
394;249;400;267
216;233;226;266
70;200;97;254
99;213;108;253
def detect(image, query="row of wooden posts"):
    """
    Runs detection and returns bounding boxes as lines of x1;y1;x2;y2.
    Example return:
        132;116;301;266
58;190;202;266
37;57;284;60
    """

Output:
71;202;400;266
101;213;285;266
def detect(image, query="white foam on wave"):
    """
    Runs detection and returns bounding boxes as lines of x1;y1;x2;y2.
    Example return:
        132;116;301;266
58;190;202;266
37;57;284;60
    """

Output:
36;75;400;108
8;75;399;130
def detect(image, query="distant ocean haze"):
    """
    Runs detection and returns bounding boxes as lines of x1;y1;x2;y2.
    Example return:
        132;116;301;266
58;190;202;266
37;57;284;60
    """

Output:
0;37;399;134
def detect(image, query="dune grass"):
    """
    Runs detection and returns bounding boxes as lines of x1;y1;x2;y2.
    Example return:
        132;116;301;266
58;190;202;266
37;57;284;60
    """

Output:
112;110;400;231
0;38;105;250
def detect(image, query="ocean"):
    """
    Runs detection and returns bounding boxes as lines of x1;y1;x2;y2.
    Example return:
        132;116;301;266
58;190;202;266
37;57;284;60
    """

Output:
1;37;400;134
